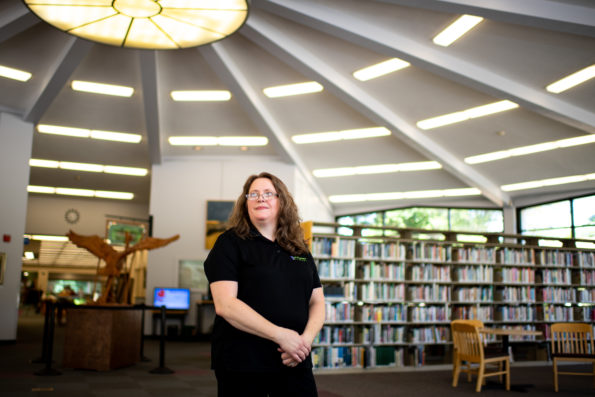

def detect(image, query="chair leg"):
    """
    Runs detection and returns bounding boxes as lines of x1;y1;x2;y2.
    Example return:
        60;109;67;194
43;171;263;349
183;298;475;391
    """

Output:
505;358;510;391
498;361;503;383
453;358;462;387
467;361;472;382
553;358;559;392
592;361;594;389
476;363;485;392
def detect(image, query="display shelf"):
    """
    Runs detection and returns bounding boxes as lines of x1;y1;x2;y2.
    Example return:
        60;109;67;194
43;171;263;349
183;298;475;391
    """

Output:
303;221;595;371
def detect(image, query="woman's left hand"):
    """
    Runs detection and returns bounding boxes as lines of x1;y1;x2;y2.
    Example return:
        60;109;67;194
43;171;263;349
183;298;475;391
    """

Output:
278;348;299;367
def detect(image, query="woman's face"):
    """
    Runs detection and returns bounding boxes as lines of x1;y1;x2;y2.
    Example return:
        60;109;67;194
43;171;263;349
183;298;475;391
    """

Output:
246;177;280;226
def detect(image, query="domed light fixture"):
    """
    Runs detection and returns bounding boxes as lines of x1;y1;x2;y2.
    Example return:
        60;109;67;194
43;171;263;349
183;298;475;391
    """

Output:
23;0;249;50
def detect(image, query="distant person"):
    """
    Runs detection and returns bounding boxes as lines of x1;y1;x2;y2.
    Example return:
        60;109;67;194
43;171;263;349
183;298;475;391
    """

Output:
204;172;325;397
56;285;76;325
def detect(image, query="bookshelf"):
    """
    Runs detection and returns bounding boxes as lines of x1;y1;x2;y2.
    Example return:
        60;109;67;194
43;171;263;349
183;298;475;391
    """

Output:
302;221;595;370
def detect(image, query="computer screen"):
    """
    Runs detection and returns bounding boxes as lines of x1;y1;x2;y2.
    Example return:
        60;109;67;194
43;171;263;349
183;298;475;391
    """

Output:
153;287;190;310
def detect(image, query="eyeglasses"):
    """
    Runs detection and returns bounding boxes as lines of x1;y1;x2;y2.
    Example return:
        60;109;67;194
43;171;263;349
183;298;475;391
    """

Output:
246;191;279;201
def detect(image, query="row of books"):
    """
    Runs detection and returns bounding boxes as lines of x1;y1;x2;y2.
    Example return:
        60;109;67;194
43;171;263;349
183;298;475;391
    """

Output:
369;324;406;344
577;269;595;284
409;306;450;322
495;267;535;283
325;302;354;322
454;247;495;263
453;286;493;302
578;289;595;302
315;325;354;344
360;261;405;280
497;248;535;265
360;304;407;323
312;346;405;369
535;305;574;322
359;241;407;259
536;268;572;285
452;265;493;283
412;242;452;261
312;237;356;258
577;252;595;267
452;306;493;321
538;287;576;303
495;287;536;303
409;326;450;343
360;282;405;301
408;263;451;282
317;259;356;279
494;305;536;322
407;285;450;302
537;250;575;266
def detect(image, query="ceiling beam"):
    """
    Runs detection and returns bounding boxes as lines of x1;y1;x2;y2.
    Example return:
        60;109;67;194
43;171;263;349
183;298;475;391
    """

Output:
199;43;333;213
244;11;511;207
377;0;595;38
139;50;162;165
256;0;595;134
0;1;39;44
24;37;92;124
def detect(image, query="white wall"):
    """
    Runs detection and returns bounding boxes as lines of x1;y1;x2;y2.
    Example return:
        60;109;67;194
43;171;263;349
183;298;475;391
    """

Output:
26;195;149;236
0;113;33;341
147;157;333;327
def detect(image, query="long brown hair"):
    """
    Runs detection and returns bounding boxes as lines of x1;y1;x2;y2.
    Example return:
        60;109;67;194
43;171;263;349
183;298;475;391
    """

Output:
228;172;309;255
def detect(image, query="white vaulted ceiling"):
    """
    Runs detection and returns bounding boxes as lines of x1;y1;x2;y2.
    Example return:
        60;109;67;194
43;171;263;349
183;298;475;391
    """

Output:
1;0;594;214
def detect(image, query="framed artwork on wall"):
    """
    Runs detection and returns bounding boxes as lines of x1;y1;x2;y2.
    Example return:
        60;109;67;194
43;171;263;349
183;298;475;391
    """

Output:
206;200;234;249
105;218;148;246
178;259;208;292
0;252;5;285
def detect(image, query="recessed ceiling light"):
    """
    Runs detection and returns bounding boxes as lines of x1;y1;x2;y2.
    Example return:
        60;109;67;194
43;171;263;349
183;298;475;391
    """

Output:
465;134;595;164
71;80;134;97
263;81;323;98
417;100;518;130
59;162;104;173
25;234;69;242
28;185;134;200
501;173;595;192
433;15;484;47
329;187;481;203
0;64;32;82
168;136;268;146
546;64;595;93
292;127;391;144
313;161;441;178
29;159;148;176
353;58;410;81
171;90;232;101
37;124;142;143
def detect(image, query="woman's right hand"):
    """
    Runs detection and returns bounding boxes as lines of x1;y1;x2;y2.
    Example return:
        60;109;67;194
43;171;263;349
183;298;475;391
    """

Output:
274;327;310;363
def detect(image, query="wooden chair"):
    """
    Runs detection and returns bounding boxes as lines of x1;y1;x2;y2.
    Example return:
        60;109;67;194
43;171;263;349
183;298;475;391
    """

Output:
551;322;595;392
452;322;510;392
451;319;484;382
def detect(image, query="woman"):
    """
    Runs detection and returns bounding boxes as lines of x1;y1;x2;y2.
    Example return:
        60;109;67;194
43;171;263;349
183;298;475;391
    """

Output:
204;172;325;397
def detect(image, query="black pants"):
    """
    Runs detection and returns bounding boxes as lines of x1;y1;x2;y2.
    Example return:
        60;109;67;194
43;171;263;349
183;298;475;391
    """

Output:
215;368;318;397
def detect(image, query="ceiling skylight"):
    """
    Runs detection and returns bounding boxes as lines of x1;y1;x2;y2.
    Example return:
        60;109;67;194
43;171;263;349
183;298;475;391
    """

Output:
353;58;410;81
30;159;148;176
171;90;232;101
71;80;134;97
292;127;391;144
263;81;323;98
329;187;481;203
37;124;142;143
0;64;32;81
168;136;268;146
546;64;595;94
465;134;595;164
433;15;484;47
501;173;595;192
313;161;441;178
28;185;134;200
417;100;519;130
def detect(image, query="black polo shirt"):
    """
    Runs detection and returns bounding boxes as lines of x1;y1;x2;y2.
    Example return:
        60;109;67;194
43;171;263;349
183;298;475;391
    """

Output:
204;228;322;371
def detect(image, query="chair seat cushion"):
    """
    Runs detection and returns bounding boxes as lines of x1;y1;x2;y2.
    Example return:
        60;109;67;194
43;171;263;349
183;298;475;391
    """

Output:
552;353;595;359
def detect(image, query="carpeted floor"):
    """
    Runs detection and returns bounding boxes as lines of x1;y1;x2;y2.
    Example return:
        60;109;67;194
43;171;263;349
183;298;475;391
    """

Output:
1;311;592;396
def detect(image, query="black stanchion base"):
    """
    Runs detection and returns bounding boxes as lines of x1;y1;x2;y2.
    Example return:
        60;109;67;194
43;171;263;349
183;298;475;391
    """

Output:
149;366;174;374
34;368;62;376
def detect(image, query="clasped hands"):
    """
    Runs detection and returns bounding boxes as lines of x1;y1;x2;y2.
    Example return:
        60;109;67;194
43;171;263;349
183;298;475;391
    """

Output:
275;328;312;368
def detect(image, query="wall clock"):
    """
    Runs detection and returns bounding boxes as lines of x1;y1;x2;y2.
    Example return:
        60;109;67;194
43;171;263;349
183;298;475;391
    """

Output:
65;208;80;224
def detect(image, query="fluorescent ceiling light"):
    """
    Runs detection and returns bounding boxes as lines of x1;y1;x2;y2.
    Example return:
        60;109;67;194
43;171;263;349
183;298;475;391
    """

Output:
24;252;35;260
329;187;481;203
313;161;441;178
0;65;32;82
417;100;518;130
25;234;69;242
168;136;268;146
292;127;391;144
546;64;595;93
433;15;483;47
30;159;148;176
353;58;410;81
501;173;595;192
28;185;134;200
37;124;141;143
171;90;232;101
465;134;595;164
263;81;323;98
71;80;134;97
24;0;248;50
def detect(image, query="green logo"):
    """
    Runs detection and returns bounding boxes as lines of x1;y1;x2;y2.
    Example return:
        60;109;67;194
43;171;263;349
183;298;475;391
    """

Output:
291;256;308;262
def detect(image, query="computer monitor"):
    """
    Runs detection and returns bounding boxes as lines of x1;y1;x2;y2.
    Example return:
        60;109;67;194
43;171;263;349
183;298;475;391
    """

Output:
153;287;190;310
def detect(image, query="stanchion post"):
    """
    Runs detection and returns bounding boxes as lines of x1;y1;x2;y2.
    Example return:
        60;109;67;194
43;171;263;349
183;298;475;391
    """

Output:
31;300;51;364
139;304;150;362
34;300;61;376
149;305;174;374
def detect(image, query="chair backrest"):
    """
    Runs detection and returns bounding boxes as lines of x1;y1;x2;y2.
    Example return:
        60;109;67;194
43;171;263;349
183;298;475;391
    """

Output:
451;319;484;349
551;322;594;355
452;322;484;363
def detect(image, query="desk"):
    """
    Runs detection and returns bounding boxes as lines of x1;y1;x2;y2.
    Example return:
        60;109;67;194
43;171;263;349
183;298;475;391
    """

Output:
478;327;544;392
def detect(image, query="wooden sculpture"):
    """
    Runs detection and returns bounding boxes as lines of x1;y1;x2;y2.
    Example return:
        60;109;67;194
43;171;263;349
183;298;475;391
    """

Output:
67;230;180;304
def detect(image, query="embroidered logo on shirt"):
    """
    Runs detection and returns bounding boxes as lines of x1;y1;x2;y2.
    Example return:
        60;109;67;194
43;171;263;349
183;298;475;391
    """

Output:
290;256;308;262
